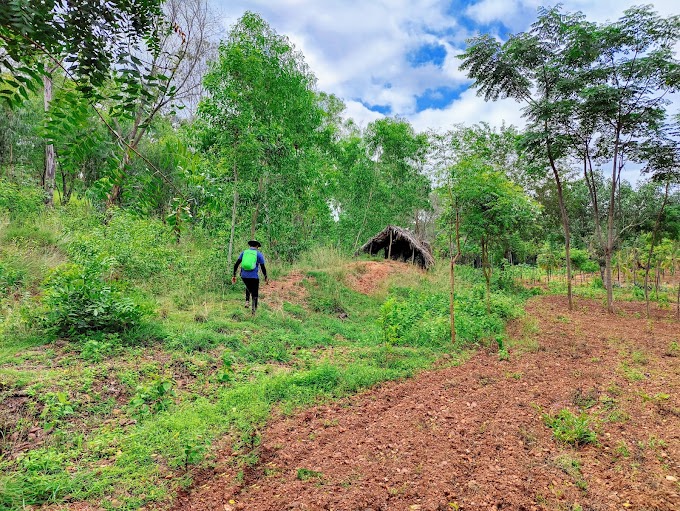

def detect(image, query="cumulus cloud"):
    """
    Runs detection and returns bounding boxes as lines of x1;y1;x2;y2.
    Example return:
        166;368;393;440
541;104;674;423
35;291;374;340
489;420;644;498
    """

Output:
212;0;679;142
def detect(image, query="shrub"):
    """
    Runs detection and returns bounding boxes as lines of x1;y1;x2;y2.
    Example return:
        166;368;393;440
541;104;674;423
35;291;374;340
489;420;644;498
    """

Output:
65;209;179;280
0;180;43;220
42;262;149;338
379;284;523;349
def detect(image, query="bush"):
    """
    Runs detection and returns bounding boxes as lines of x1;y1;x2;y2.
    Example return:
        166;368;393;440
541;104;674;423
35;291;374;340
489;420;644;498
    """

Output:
379;283;523;349
65;209;179;280
42;262;149;338
0;180;43;220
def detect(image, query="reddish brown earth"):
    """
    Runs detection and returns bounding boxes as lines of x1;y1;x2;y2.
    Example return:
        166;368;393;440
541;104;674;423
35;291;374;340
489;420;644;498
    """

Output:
170;296;680;511
264;270;308;310
344;261;415;295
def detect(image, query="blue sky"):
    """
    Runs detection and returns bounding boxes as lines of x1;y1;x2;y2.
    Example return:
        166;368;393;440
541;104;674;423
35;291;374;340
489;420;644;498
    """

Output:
211;0;678;139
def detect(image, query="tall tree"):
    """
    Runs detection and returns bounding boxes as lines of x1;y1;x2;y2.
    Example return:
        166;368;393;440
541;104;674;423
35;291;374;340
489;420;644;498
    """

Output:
459;7;584;309
365;118;430;235
196;12;323;263
565;6;680;312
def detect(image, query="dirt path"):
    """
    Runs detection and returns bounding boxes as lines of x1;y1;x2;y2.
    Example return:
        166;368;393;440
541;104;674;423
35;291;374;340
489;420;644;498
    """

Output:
264;270;308;310
171;296;680;511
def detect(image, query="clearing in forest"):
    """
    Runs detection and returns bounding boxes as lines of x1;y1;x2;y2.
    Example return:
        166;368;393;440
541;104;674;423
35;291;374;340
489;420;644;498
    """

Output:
173;296;680;511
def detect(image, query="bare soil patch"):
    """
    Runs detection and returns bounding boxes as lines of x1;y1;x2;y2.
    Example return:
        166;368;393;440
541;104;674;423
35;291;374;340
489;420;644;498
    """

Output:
263;270;308;310
171;296;680;511
344;260;419;295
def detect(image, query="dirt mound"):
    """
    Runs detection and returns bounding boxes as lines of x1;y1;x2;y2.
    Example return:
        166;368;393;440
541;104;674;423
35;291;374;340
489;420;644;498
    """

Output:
172;296;680;511
345;260;420;295
263;270;308;310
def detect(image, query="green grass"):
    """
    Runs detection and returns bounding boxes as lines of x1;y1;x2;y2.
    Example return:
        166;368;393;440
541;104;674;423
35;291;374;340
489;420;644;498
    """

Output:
543;409;598;447
0;204;534;510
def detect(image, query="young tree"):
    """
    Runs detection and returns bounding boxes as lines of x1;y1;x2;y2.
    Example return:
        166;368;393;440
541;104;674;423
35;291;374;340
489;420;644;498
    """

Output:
196;12;323;263
637;136;680;316
452;158;538;313
459;7;583;309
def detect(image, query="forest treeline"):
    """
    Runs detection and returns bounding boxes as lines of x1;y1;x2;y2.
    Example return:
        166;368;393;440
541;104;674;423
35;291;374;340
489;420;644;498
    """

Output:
1;1;679;312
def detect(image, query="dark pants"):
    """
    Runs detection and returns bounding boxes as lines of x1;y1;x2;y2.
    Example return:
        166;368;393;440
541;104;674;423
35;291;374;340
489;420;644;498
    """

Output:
242;277;260;310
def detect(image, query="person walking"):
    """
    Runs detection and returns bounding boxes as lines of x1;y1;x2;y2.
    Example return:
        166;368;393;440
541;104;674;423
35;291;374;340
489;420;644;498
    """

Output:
232;240;268;314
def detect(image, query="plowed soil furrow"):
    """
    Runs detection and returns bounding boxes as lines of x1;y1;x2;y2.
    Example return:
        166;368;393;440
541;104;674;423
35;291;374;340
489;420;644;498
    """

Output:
172;296;680;511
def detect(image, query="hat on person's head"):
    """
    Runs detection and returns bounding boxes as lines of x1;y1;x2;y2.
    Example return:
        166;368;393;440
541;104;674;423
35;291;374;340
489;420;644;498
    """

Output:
248;240;261;248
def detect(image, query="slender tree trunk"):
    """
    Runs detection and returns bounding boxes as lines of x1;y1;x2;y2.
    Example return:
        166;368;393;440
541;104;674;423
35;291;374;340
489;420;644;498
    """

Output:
545;131;572;309
228;162;239;270
482;237;491;315
354;187;374;252
388;229;393;260
449;228;455;344
644;182;670;317
43;71;55;207
250;176;264;239
584;152;606;285
604;131;623;313
448;183;461;345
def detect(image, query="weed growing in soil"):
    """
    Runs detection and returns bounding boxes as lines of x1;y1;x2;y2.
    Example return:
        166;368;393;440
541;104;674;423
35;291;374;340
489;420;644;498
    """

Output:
543;409;598;447
553;454;588;491
297;468;324;482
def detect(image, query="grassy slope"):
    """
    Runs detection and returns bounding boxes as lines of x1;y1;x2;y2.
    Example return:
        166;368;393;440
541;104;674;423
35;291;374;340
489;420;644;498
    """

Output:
4;202;665;510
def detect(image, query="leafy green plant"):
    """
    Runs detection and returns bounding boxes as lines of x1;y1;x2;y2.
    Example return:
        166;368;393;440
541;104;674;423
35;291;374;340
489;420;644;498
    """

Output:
40;391;75;422
42;262;149;338
297;468;324;481
496;335;509;361
182;437;206;470
543;409;597;446
129;377;175;416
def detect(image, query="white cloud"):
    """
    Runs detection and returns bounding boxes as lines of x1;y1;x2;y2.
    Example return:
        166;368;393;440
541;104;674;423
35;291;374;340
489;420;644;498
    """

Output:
212;0;680;147
343;100;385;128
466;0;521;25
408;88;525;133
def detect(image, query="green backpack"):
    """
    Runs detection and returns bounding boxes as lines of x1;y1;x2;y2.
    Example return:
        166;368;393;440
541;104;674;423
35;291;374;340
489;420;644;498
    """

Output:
241;249;258;271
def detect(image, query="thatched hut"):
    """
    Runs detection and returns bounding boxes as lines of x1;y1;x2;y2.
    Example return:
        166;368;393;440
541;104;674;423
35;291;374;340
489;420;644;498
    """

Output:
355;225;434;270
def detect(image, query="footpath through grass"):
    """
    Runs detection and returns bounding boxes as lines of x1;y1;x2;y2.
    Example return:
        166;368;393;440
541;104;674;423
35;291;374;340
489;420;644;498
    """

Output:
0;203;530;510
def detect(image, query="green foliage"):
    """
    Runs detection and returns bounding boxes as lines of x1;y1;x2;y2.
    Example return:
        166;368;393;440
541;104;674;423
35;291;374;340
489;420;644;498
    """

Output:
0;0;163;103
379;278;524;349
41;262;149;338
2;224;57;247
129;378;176;416
0;180;44;220
297;468;324;481
40;391;75;422
543;409;598;446
0;259;27;294
65;209;178;280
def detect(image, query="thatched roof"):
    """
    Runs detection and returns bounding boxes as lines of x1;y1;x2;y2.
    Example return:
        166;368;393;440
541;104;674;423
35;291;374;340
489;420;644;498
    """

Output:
355;225;435;269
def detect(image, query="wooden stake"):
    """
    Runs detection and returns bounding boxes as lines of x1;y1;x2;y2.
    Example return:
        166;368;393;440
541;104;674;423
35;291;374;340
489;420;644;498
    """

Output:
388;229;393;260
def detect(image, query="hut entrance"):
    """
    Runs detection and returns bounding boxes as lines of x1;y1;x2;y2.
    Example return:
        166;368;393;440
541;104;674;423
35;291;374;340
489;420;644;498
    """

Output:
356;225;434;270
